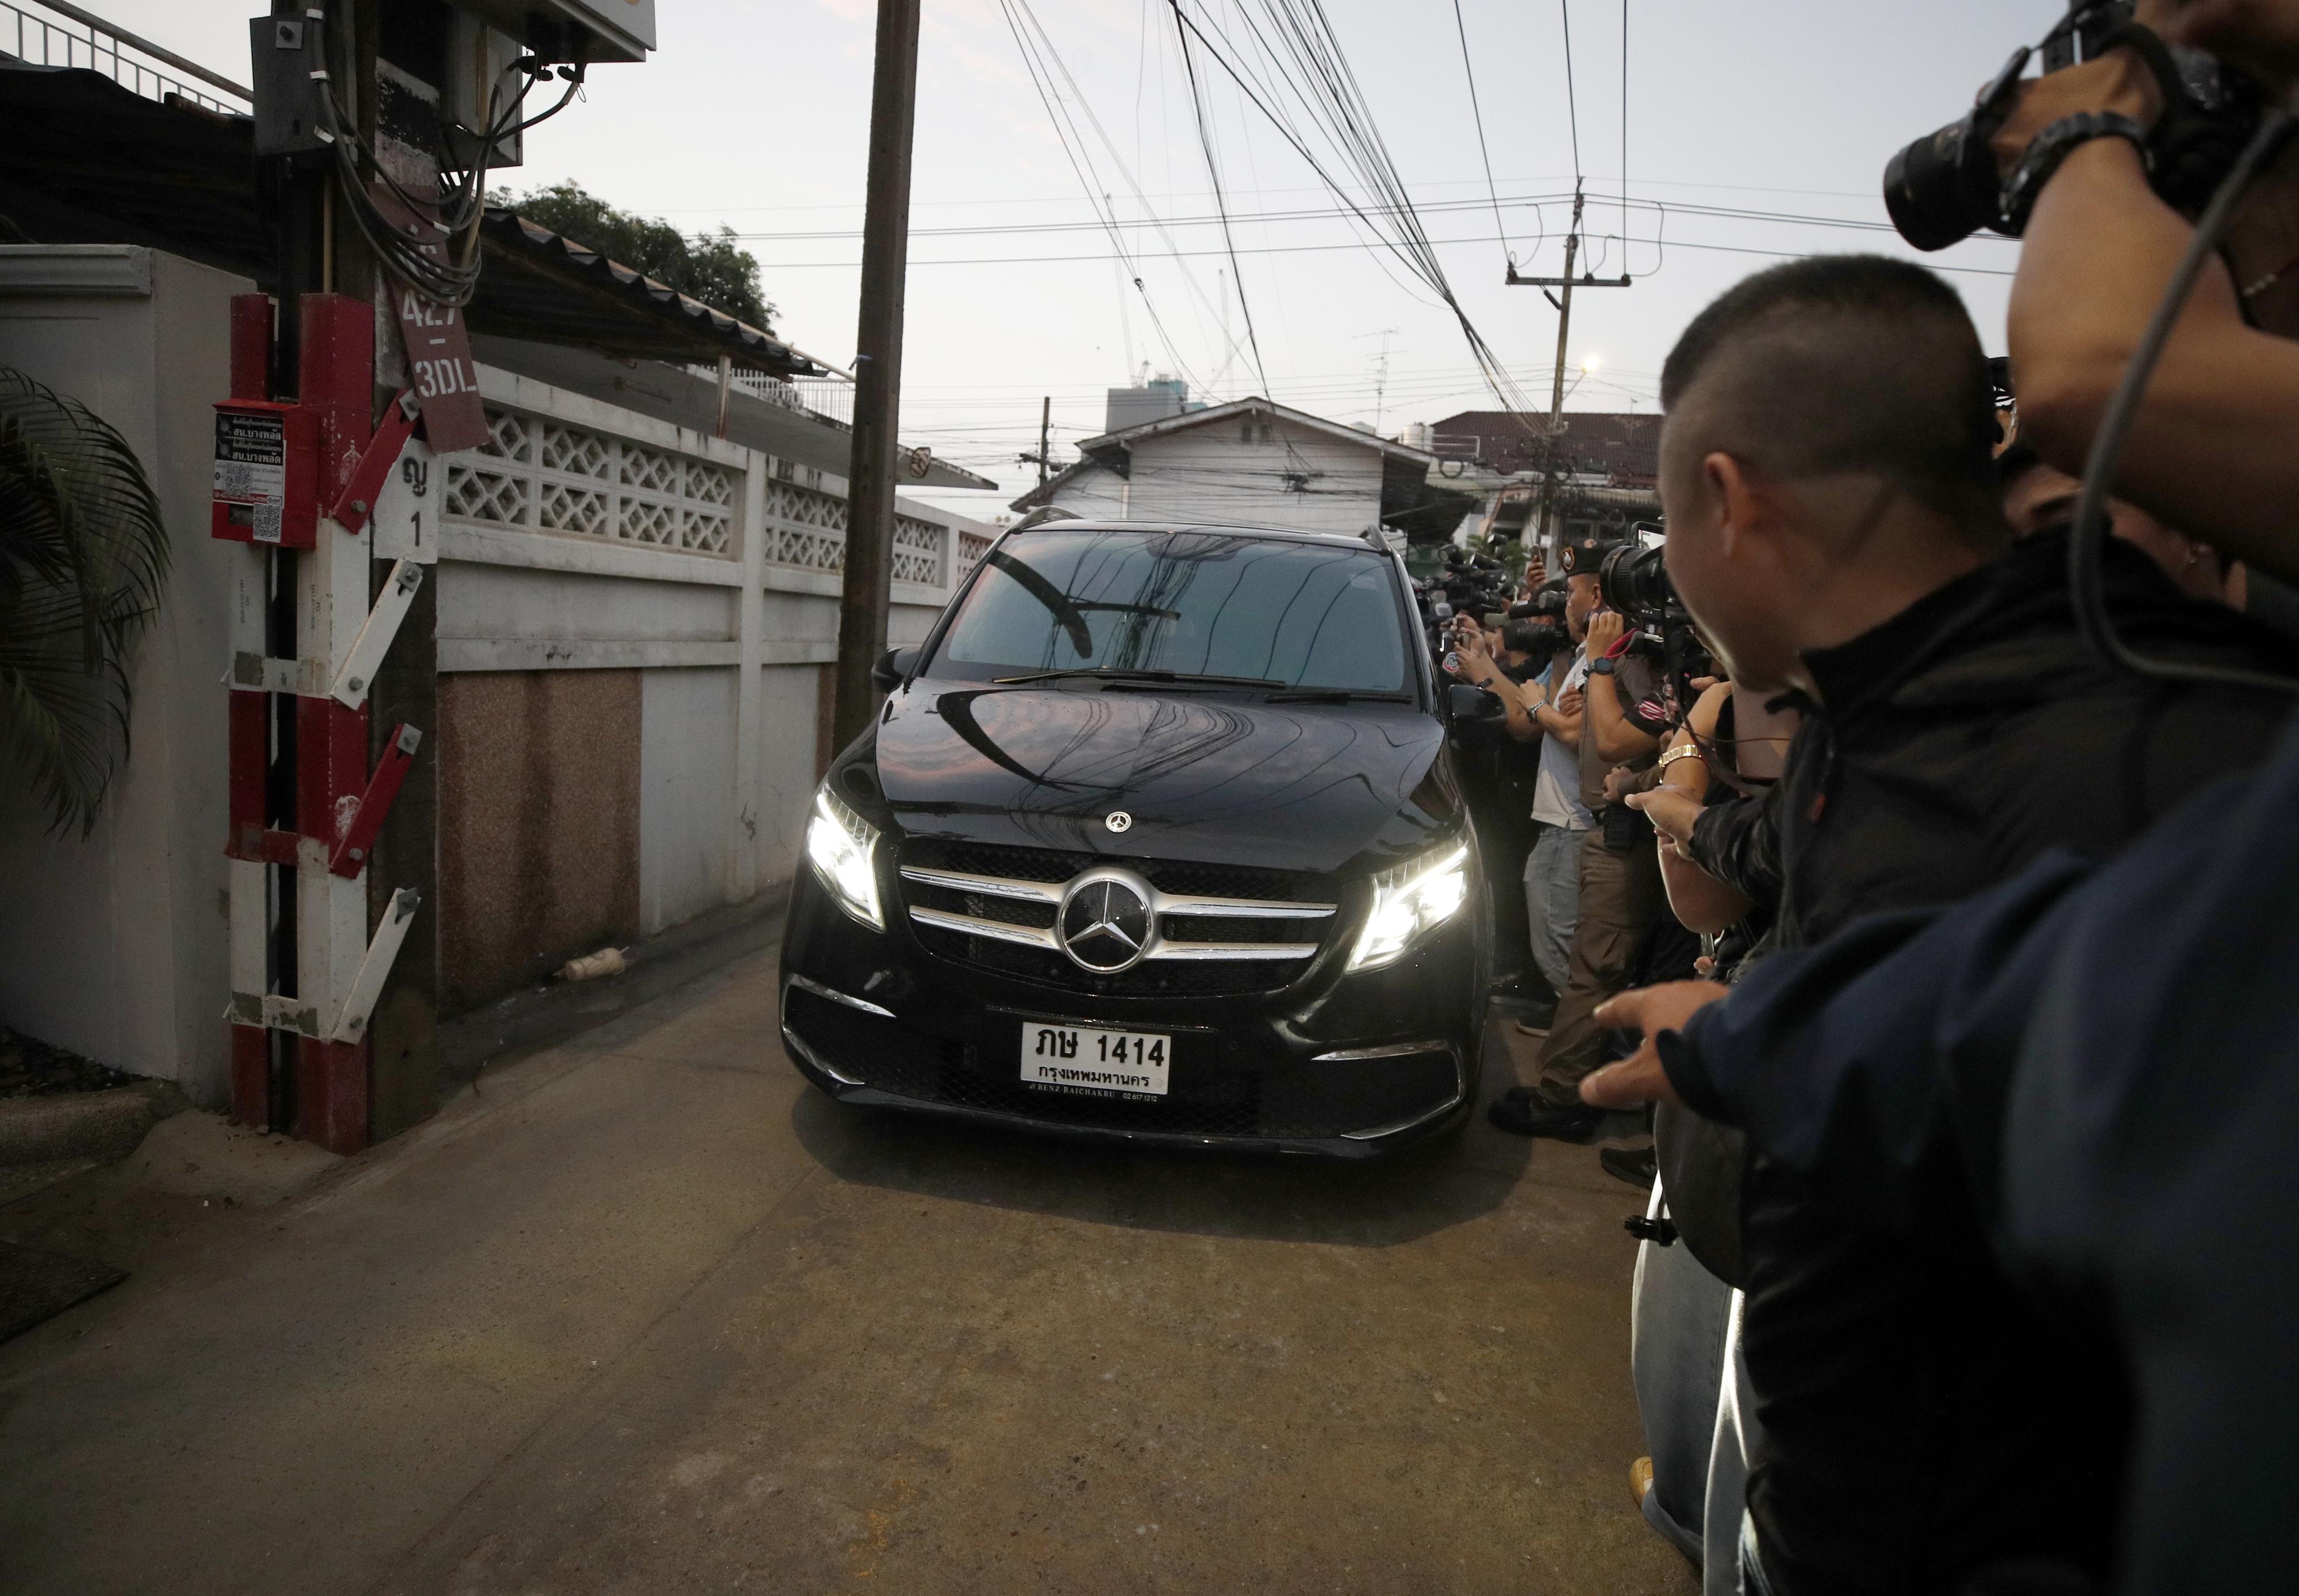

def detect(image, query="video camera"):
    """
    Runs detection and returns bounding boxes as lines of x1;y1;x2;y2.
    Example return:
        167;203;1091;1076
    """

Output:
1883;1;2258;251
1415;545;1520;651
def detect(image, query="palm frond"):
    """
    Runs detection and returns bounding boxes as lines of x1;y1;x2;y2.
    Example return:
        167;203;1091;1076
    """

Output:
0;367;171;836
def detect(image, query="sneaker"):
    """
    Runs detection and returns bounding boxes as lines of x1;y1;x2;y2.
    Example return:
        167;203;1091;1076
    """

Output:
1600;1145;1659;1189
1486;1091;1601;1141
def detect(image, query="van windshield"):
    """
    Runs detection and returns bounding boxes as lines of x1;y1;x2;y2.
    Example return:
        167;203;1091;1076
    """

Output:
931;529;1411;693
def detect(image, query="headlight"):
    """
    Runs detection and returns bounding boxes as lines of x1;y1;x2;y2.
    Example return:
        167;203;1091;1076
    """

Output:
806;785;884;930
1346;842;1470;972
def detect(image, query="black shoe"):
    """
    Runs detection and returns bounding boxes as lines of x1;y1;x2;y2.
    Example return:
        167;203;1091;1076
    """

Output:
1487;1090;1602;1141
1600;1145;1659;1189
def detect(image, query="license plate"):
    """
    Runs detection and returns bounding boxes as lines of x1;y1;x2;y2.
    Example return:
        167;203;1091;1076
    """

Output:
1018;1022;1171;1098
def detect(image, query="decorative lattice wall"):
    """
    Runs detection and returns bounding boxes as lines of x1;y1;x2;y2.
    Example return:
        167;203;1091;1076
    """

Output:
759;477;952;589
444;407;738;556
442;401;977;589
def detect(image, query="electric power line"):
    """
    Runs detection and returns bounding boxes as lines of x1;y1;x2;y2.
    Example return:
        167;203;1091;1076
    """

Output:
1559;0;1582;183
742;221;2018;279
1451;0;1511;266
1167;0;1274;400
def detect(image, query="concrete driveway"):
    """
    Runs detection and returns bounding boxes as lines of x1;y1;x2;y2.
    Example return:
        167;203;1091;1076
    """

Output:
0;939;1693;1595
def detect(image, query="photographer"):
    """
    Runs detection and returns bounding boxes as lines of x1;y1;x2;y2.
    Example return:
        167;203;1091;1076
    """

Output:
1994;2;2299;584
1571;250;2294;1595
1458;578;1592;1009
1586;11;2299;1591
1452;615;1571;998
1487;540;1671;1139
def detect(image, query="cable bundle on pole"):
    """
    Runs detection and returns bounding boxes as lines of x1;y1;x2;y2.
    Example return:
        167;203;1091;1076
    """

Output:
303;1;585;307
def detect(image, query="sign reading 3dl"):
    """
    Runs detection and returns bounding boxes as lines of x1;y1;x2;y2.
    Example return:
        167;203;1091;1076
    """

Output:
364;177;493;456
393;288;490;455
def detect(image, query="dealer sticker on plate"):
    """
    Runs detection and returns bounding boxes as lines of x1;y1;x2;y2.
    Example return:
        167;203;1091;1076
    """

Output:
1020;1022;1171;1098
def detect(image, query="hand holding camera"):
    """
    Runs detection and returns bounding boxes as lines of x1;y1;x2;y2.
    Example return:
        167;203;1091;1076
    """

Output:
1884;0;2261;252
1988;47;2164;176
1585;610;1628;659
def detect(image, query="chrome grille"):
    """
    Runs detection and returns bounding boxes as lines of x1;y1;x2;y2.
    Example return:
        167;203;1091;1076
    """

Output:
895;838;1341;993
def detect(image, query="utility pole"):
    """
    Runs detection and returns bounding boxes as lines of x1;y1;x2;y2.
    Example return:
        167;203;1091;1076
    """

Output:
1018;397;1055;484
1507;184;1630;559
1540;202;1577;560
831;0;923;755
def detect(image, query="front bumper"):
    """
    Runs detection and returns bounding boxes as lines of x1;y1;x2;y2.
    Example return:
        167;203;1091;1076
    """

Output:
778;868;1483;1159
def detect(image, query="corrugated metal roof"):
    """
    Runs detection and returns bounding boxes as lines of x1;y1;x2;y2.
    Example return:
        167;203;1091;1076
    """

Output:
1427;410;1660;483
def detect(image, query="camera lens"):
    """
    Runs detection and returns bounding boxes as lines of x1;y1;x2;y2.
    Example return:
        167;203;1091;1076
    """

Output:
1883;122;1993;252
1597;541;1682;626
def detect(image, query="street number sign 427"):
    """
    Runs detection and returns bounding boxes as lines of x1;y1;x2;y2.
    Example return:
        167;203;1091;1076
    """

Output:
367;176;493;455
403;295;479;401
393;286;489;453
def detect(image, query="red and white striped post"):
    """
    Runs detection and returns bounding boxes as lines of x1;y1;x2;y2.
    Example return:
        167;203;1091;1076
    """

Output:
217;292;425;1153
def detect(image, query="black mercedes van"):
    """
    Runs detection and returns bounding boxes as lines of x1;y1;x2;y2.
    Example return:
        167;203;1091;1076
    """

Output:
778;518;1487;1157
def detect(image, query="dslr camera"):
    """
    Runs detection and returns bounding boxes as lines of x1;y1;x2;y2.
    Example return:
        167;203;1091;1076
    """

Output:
1596;533;1685;631
1883;0;2258;251
1594;521;1717;690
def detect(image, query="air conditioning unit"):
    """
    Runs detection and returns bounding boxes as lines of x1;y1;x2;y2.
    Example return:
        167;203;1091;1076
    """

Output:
447;0;656;64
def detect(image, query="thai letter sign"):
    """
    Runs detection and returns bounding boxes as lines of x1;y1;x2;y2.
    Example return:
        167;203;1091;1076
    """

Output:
212;399;318;547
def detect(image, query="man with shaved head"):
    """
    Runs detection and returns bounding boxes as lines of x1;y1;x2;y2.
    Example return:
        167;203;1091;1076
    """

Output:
1617;256;2293;1591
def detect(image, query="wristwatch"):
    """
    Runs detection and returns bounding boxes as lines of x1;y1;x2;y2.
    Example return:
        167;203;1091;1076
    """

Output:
1587;656;1616;677
2000;111;2151;236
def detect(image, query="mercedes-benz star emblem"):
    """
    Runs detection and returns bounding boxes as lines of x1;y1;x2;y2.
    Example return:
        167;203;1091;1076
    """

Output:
1059;878;1153;972
1104;810;1133;834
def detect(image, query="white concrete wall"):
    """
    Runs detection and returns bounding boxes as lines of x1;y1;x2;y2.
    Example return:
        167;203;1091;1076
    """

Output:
1043;414;1388;534
639;666;737;934
0;247;251;1102
0;262;986;1089
753;663;826;894
437;364;984;932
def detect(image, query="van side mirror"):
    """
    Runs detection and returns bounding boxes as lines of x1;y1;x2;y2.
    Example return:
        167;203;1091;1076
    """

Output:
1447;683;1502;722
871;645;920;693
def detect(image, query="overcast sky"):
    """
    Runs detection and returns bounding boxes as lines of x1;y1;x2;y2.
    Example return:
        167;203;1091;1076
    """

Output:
101;1;2065;517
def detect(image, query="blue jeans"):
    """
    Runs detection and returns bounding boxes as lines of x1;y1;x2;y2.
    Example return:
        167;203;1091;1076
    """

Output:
1523;821;1584;995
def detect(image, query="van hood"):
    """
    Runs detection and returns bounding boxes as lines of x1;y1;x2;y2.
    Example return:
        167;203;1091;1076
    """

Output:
870;681;1458;878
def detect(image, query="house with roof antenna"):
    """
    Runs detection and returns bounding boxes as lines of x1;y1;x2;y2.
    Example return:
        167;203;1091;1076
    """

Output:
1011;394;1435;548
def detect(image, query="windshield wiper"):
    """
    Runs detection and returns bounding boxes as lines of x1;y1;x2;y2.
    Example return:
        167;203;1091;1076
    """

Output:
1263;689;1416;704
993;668;1287;690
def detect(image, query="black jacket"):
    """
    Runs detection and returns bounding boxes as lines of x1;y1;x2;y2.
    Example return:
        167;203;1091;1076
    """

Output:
1676;532;2296;1594
1663;725;2299;1595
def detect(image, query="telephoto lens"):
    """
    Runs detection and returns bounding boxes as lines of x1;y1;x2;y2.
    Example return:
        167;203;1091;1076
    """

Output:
1882;44;2036;251
1596;541;1684;626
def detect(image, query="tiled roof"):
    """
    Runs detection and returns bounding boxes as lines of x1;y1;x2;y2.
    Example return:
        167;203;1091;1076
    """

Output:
0;63;828;376
1426;410;1660;483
